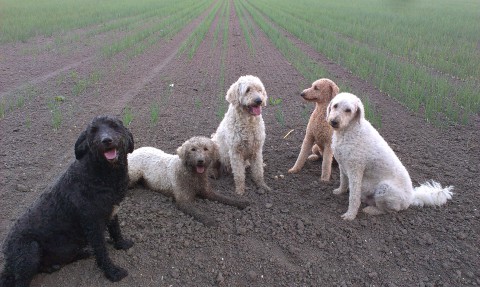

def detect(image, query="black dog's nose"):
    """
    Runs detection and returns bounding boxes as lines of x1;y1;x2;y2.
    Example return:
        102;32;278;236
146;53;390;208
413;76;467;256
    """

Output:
300;92;305;98
254;98;262;105
101;137;113;145
330;120;339;128
197;159;204;165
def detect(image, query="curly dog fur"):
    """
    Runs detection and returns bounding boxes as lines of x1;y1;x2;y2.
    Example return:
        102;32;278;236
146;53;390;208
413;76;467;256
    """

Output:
327;93;453;220
288;78;339;181
0;116;134;286
128;136;249;226
212;75;271;195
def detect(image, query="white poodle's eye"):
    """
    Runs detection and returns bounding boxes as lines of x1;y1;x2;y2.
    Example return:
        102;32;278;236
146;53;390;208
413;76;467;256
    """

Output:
191;148;196;152
204;147;208;151
246;87;250;93
333;104;338;109
345;108;352;113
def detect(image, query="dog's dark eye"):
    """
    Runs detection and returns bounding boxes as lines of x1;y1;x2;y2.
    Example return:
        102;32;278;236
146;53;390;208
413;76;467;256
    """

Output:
345;108;351;113
90;126;98;133
246;87;250;93
314;86;319;90
191;148;196;152
204;147;208;151
333;104;338;109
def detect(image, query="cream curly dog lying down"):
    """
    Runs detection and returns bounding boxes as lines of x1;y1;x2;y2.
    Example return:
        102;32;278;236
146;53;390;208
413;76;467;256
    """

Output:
212;75;271;195
128;136;249;226
327;92;453;220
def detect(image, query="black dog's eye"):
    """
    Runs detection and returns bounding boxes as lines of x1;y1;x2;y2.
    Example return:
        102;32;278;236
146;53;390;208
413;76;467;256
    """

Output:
345;108;351;113
90;126;98;133
191;148;196;152
246;87;250;93
333;104;338;109
109;122;119;129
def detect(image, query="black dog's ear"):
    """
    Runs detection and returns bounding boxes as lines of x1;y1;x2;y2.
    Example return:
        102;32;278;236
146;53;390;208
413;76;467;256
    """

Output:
74;130;88;160
126;129;134;154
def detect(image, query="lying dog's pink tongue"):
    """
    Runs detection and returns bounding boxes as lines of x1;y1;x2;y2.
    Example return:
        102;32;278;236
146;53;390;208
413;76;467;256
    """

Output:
251;106;262;116
196;166;205;174
104;149;117;160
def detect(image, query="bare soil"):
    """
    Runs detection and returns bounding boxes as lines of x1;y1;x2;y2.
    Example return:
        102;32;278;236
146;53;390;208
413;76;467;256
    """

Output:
1;1;479;286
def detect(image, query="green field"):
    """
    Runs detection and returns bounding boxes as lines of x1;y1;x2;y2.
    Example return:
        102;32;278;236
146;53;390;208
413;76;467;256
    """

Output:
1;0;478;124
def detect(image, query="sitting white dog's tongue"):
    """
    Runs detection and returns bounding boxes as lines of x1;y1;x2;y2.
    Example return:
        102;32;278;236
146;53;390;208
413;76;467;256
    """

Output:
104;149;117;160
196;166;205;174
251;106;262;116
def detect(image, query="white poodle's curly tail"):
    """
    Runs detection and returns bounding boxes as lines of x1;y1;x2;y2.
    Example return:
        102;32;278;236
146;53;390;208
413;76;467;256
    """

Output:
410;180;453;207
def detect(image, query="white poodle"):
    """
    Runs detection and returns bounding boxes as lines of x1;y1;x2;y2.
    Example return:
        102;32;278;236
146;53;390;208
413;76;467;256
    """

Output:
128;136;249;226
326;92;453;220
212;75;271;195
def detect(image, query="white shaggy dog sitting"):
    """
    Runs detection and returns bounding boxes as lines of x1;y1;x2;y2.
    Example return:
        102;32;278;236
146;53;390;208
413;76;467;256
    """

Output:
326;92;453;220
128;136;249;226
212;75;271;195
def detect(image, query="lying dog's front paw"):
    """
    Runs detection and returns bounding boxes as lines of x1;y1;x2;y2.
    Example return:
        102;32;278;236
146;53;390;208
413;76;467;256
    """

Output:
333;187;346;195
104;265;128;282
341;211;357;221
114;239;134;250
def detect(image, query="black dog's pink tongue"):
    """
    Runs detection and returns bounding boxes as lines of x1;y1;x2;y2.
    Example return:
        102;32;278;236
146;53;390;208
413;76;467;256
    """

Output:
196;166;205;174
104;149;117;160
251;106;262;116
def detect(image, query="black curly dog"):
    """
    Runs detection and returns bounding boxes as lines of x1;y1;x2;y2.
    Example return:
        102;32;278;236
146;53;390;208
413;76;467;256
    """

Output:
0;116;134;287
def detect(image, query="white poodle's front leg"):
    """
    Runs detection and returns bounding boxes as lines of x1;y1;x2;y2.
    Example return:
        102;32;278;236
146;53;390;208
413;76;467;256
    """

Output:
333;164;348;195
230;152;247;195
250;151;271;192
341;168;364;221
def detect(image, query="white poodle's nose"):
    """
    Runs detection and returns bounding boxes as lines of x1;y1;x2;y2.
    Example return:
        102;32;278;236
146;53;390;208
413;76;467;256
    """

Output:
330;119;339;128
254;98;262;106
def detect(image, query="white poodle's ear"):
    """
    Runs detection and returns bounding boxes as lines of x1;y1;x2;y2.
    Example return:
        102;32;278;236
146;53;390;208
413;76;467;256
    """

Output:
262;89;268;107
354;97;365;121
226;81;240;105
326;100;333;122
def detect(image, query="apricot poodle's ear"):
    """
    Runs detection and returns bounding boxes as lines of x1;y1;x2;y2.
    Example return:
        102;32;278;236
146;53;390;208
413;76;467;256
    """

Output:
226;81;240;105
330;81;340;98
74;130;88;160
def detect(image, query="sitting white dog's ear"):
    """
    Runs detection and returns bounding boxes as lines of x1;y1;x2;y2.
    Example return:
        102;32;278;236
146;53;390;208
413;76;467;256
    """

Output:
326;101;333;122
353;97;365;121
226;81;240;105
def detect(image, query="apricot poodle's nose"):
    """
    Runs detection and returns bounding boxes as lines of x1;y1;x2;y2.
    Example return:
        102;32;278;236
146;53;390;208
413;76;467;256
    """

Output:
300;92;306;98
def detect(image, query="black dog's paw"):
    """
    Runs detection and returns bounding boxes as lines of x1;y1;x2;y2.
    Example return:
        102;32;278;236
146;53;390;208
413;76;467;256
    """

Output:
199;216;217;227
237;200;250;210
114;239;134;250
104;265;128;282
